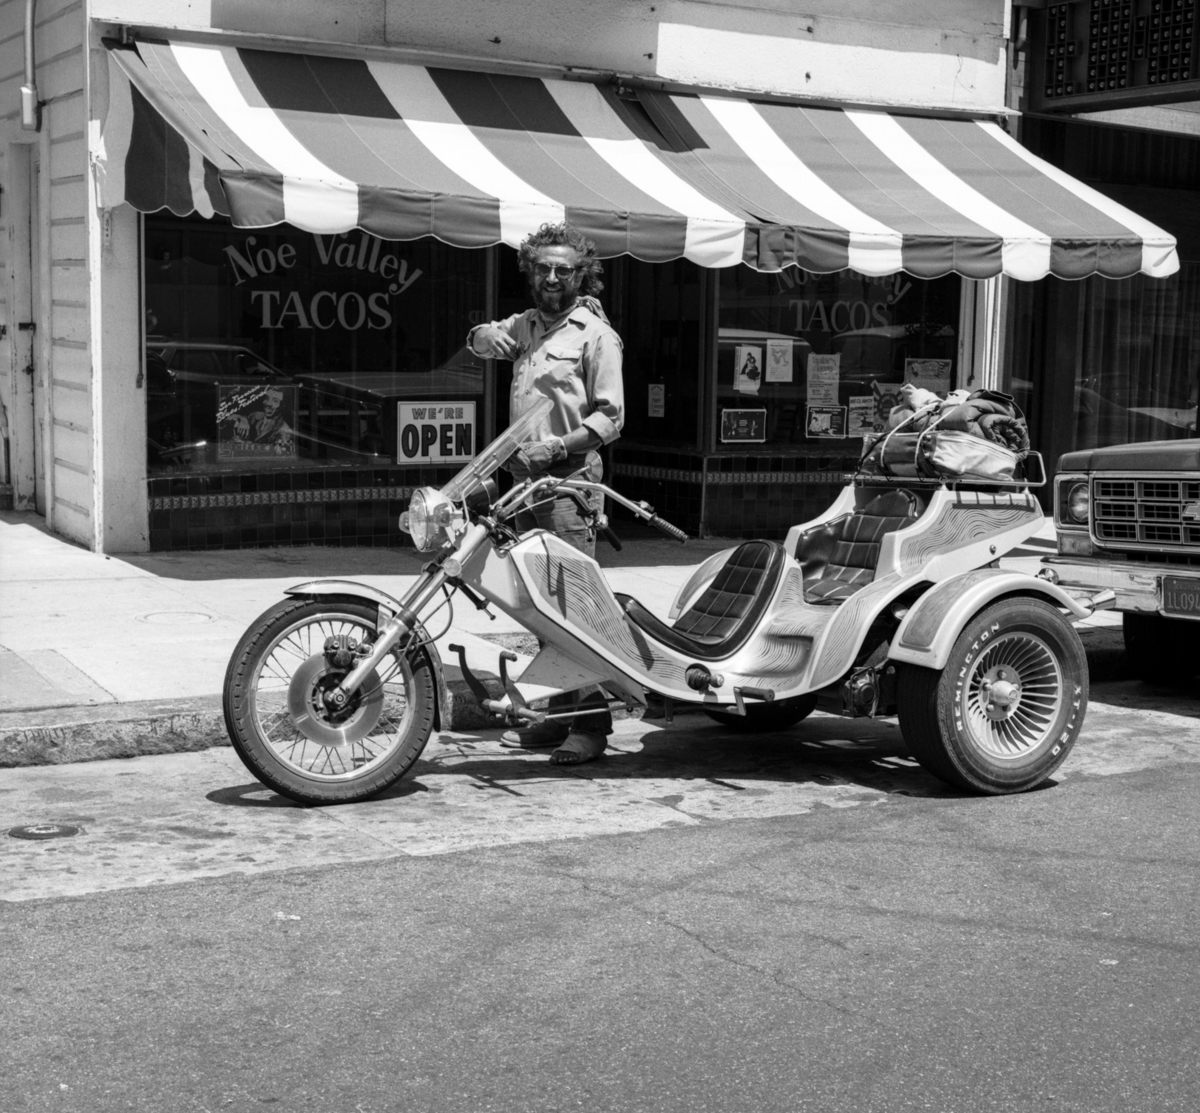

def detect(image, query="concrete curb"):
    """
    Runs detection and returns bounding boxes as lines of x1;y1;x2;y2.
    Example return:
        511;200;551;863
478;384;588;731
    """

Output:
0;682;503;768
0;634;1134;768
0;696;229;768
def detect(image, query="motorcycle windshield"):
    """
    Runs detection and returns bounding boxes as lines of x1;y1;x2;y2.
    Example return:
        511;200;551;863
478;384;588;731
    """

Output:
439;394;554;503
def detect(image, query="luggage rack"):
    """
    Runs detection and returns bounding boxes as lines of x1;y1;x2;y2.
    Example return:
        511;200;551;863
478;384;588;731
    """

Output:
853;450;1047;490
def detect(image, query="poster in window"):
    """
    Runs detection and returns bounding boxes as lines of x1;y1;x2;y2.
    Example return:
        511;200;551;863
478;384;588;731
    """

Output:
904;357;952;393
765;338;793;383
648;383;665;418
217;384;298;460
847;396;880;436
397;402;476;464
872;380;904;428
806;353;840;405
734;346;763;394
806;405;847;439
720;408;767;443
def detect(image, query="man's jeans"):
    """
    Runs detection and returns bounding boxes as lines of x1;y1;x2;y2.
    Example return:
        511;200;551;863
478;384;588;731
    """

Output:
515;482;613;737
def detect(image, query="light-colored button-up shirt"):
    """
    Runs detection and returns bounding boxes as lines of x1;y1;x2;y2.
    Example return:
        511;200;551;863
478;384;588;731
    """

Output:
470;303;624;449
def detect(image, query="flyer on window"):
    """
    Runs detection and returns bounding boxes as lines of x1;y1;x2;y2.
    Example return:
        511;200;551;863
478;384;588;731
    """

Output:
720;408;767;443
904;357;952;393
648;383;665;417
734;345;763;394
847;395;880;436
217;384;298;460
806;353;840;405
805;405;847;439
765;338;793;383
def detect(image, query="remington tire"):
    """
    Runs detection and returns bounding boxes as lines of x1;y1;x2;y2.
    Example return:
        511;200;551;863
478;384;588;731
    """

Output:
1123;612;1199;687
223;597;437;804
705;694;818;733
896;598;1088;795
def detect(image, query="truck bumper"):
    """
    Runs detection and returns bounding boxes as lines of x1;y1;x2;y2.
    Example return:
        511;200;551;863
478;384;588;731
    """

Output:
1042;556;1200;621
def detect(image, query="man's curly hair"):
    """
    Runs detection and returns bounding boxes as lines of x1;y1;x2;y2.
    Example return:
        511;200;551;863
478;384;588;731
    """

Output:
518;222;604;297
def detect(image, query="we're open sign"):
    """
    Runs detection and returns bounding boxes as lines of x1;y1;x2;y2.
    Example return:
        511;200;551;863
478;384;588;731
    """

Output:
397;403;476;464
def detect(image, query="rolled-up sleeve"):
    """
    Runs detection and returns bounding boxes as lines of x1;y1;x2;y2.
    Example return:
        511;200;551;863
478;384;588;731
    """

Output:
581;330;624;445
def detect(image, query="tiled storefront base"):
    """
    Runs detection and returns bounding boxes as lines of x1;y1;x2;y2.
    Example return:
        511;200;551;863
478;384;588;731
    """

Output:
612;445;859;540
146;450;859;551
147;466;458;551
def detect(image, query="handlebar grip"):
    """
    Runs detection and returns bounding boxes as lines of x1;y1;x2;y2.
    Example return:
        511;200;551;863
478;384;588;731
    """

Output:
600;525;623;552
648;515;689;544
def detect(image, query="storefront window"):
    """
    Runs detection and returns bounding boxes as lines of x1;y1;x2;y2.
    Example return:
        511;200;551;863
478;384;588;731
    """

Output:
145;216;487;475
716;268;962;450
613;258;705;448
1011;266;1200;459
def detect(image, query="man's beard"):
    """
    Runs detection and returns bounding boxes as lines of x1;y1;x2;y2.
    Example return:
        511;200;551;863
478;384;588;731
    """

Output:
532;282;575;316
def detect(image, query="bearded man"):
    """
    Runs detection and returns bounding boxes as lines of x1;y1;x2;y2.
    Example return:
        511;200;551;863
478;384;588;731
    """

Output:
467;222;625;766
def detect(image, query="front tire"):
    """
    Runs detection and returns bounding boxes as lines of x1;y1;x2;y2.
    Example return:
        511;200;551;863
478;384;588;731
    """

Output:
1123;612;1198;687
897;598;1088;794
223;597;437;804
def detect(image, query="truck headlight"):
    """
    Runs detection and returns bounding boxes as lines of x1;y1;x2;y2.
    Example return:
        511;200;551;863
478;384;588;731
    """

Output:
1067;482;1090;525
400;487;455;552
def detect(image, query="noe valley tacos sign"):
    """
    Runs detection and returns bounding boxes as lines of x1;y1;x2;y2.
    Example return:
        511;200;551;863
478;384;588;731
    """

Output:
224;231;423;330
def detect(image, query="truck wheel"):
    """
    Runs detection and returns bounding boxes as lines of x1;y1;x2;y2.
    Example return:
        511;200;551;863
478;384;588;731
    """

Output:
704;694;818;733
896;598;1088;795
1123;613;1198;687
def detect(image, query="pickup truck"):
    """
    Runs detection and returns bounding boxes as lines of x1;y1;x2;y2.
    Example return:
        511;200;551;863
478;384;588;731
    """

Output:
1043;439;1200;686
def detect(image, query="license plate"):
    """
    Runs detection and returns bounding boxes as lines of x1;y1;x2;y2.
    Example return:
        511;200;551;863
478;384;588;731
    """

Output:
1162;576;1200;620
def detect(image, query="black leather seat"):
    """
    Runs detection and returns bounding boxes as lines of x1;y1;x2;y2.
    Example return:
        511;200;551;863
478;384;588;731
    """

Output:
794;489;924;604
616;540;785;661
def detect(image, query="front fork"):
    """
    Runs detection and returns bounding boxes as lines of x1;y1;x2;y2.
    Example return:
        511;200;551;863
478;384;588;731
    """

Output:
324;522;489;711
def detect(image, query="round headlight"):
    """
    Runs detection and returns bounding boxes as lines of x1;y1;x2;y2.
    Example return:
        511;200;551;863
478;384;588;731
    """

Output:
1067;482;1090;525
405;487;454;552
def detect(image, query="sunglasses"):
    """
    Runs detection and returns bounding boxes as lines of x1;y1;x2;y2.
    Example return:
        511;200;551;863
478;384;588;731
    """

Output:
533;263;582;280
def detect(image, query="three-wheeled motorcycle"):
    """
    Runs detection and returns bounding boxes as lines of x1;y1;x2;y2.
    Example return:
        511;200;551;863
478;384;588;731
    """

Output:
224;397;1110;804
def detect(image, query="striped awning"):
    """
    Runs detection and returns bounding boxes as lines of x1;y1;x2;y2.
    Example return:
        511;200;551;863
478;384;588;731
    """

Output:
100;39;1180;281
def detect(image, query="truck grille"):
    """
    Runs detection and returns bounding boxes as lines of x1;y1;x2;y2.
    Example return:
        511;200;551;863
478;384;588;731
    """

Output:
1092;476;1200;553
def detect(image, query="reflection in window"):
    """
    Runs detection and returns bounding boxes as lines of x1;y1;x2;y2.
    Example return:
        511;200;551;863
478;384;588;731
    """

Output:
716;268;961;450
1011;266;1200;458
145;216;487;475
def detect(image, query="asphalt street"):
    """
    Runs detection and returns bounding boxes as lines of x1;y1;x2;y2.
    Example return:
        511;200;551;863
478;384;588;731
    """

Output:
3;675;1199;1113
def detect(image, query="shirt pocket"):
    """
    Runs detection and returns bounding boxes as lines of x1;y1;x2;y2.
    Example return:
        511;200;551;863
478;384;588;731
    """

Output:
539;343;584;385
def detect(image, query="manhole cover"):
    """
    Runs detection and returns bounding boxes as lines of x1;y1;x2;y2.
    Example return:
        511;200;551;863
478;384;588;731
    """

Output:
8;824;82;841
137;612;214;625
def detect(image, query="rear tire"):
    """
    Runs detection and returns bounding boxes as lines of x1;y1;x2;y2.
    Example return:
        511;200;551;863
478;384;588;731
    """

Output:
897;598;1088;794
1123;612;1198;687
705;694;818;733
223;596;437;804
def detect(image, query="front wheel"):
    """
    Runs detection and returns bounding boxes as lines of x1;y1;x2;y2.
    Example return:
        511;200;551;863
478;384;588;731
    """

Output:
223;597;437;804
896;598;1088;795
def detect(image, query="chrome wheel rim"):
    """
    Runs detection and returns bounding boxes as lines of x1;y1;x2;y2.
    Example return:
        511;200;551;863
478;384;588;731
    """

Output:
250;613;415;781
960;632;1062;760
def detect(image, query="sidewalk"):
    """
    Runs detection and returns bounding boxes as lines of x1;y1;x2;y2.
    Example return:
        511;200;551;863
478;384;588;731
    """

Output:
0;510;726;766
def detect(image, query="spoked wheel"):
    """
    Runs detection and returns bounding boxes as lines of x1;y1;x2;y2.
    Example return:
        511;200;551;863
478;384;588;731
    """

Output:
705;694;818;733
897;598;1088;794
223;597;437;804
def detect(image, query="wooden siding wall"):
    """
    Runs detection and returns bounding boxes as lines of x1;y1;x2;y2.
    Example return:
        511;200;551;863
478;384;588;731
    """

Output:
0;0;91;545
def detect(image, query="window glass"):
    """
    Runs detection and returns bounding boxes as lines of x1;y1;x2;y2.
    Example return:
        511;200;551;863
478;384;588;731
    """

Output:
1010;266;1200;460
145;216;487;475
614;258;704;448
717;268;962;450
